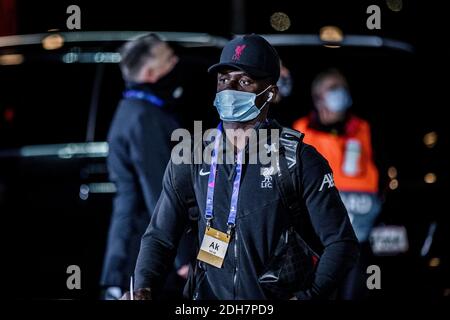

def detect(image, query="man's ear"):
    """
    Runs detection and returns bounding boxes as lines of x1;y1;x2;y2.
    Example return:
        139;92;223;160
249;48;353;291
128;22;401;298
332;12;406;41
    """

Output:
269;86;279;101
142;66;159;84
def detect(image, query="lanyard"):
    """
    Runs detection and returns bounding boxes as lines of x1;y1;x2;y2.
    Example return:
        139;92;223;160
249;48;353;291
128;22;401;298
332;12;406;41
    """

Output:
205;123;243;235
123;89;164;107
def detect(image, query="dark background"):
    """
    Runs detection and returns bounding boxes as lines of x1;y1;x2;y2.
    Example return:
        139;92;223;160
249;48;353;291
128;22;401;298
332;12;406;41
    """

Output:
1;0;448;300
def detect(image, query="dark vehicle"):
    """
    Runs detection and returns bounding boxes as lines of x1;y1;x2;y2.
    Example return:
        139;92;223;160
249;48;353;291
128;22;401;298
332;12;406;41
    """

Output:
1;31;447;300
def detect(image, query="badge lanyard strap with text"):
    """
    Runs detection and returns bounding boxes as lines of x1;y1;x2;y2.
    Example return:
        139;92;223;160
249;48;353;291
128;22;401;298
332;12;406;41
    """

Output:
205;122;243;236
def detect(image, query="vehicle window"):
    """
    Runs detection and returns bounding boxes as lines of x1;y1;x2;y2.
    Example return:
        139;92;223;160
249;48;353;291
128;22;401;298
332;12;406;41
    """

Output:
0;62;95;148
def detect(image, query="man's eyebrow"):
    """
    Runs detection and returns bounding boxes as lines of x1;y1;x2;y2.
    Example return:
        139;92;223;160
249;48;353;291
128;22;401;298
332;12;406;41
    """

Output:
233;72;254;79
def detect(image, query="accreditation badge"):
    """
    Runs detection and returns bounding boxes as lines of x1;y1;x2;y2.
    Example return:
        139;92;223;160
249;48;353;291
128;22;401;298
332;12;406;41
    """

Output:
197;227;230;268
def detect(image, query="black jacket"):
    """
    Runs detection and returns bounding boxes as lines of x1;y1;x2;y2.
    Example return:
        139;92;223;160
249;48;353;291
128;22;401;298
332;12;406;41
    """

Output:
100;84;180;289
135;119;359;299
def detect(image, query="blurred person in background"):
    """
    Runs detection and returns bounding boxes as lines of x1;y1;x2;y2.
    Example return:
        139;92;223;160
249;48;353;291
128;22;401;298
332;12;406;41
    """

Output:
293;69;382;300
273;60;293;104
100;33;193;300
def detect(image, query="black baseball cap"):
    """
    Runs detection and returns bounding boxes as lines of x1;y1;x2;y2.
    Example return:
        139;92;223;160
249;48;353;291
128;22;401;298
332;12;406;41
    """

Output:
208;34;280;82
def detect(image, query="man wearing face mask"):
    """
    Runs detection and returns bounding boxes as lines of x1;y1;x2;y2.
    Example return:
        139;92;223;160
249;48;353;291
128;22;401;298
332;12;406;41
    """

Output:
123;35;358;300
293;69;382;299
100;34;193;299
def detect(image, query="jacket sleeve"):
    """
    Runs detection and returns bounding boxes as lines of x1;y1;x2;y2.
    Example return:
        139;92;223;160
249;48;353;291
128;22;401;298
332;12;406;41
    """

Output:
295;144;360;299
134;160;190;292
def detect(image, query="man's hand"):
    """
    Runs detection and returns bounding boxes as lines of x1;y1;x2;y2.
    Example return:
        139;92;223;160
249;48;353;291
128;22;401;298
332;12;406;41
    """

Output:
177;264;190;280
103;286;123;300
120;288;152;300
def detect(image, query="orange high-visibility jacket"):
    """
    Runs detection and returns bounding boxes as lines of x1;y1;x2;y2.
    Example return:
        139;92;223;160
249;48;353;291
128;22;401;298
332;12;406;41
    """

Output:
293;114;379;193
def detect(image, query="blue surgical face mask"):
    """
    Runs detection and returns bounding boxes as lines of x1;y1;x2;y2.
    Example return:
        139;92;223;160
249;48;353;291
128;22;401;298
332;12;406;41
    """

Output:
324;87;352;112
213;85;273;122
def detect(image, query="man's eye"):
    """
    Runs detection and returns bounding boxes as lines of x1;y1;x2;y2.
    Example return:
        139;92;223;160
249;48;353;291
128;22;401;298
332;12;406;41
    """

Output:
240;79;251;86
218;78;229;84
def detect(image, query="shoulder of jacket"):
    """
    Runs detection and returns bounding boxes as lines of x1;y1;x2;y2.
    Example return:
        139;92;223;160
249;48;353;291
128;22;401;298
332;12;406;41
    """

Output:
348;115;370;131
281;127;304;170
271;120;304;169
281;126;304;142
292;116;309;131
